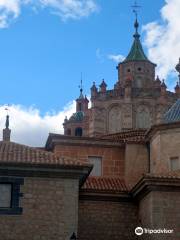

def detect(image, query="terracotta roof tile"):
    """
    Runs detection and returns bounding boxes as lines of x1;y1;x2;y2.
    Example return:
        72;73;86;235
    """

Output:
0;141;89;167
83;177;128;192
102;129;146;143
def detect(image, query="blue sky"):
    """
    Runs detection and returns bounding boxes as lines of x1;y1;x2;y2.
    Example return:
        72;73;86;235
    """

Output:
0;0;165;113
0;0;180;146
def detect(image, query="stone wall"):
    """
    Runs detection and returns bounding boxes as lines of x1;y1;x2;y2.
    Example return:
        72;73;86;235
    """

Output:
125;144;149;188
150;127;180;173
139;191;180;239
54;144;125;178
78;199;138;240
0;177;79;240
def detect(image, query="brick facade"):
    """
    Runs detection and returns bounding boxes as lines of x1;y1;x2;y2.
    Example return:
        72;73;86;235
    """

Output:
78;198;138;240
54;142;125;178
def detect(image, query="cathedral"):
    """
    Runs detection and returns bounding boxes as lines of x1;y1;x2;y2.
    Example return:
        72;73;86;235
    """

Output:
63;18;179;137
0;17;180;240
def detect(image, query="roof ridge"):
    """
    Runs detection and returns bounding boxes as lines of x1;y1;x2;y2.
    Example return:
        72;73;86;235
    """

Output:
0;141;90;167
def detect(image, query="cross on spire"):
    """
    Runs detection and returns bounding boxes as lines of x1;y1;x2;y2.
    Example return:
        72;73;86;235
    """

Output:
78;73;84;99
131;0;141;20
131;1;141;36
3;105;11;141
5;105;10;129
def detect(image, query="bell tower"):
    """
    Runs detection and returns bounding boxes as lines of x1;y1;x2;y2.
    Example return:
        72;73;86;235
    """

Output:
116;7;156;89
63;79;89;137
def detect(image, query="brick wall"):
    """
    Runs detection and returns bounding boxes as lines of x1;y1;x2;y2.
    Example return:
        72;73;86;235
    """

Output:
125;144;149;188
78;199;138;240
54;145;125;178
0;177;79;240
139;191;180;239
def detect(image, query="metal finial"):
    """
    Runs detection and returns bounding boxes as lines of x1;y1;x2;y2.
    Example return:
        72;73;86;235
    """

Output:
131;1;141;37
5;106;10;129
5;115;9;129
131;0;141;19
78;73;84;98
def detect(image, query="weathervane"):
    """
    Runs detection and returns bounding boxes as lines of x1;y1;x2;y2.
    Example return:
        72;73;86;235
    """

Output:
78;73;83;93
78;72;84;98
5;104;10;115
4;104;10;129
131;0;141;19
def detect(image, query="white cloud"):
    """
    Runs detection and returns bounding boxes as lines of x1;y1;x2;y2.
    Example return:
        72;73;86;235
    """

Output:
108;54;125;63
0;0;98;28
0;0;21;28
143;0;180;81
0;101;76;147
96;48;105;63
38;0;99;21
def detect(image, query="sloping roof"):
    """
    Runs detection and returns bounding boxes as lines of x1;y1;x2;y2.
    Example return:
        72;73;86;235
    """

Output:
102;129;146;143
82;177;128;192
164;99;180;123
0;141;89;167
124;36;148;62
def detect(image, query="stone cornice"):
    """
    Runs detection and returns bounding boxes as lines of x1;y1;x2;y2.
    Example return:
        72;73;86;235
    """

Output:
131;175;180;201
79;189;132;202
45;133;124;150
0;162;92;187
146;121;180;140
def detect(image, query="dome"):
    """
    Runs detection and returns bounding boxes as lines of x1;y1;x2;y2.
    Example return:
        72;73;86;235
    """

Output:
70;111;84;122
163;99;180;123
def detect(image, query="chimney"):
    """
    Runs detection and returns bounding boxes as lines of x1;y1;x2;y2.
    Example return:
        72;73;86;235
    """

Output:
3;115;11;141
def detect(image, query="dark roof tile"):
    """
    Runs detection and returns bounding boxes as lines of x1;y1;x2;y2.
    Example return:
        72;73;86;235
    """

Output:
83;177;128;192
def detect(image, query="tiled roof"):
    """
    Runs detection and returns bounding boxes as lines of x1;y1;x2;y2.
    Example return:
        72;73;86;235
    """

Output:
0;141;89;167
102;129;146;143
82;177;128;192
164;99;180;123
124;20;149;63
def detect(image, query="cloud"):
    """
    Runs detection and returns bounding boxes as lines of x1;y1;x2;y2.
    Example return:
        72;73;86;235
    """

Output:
0;101;76;147
38;0;99;21
0;0;21;28
96;48;105;63
0;0;98;28
143;0;180;81
108;54;125;63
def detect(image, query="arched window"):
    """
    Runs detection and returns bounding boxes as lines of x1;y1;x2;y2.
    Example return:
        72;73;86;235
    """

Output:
108;106;122;133
136;106;151;129
75;128;83;137
78;103;82;111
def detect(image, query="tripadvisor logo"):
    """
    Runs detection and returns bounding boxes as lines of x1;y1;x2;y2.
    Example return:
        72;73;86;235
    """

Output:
135;227;143;236
135;227;174;235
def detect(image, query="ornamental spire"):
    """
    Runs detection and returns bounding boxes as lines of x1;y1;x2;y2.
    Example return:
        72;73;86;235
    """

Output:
123;1;149;62
78;73;84;99
3;107;11;142
132;0;141;38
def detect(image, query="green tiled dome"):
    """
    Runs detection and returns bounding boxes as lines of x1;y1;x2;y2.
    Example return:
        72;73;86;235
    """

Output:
70;111;84;122
123;19;149;63
124;37;148;62
164;99;180;123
